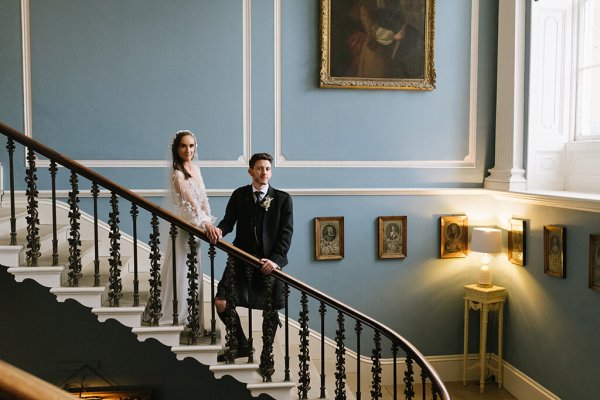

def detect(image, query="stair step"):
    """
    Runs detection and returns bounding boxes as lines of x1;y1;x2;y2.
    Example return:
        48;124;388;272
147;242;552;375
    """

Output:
93;306;145;328
210;362;262;384
247;381;296;400
131;325;185;346
0;244;22;267
50;285;107;308
7;266;64;287
0;207;27;234
172;343;222;365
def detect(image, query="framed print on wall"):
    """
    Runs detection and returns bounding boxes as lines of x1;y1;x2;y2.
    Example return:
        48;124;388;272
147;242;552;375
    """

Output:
378;216;407;259
439;215;468;258
544;225;566;278
315;217;344;260
589;234;600;292
319;0;436;90
508;218;526;266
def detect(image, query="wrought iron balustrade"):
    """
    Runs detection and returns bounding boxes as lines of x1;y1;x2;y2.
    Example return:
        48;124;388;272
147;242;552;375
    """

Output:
0;121;450;400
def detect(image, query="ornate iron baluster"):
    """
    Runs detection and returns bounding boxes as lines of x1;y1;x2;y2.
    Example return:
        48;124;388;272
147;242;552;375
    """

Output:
355;320;362;400
420;368;427;400
169;223;178;324
147;213;162;325
319;301;327;398
222;255;238;363
67;171;82;286
392;343;399;400
209;244;217;345
260;275;276;381
25;148;40;266
245;264;254;363
6;138;17;245
186;234;200;344
284;282;291;382
108;193;122;306
335;311;346;400
297;292;311;399
91;183;100;287
130;203;140;306
404;356;415;400
371;331;382;400
49;160;58;266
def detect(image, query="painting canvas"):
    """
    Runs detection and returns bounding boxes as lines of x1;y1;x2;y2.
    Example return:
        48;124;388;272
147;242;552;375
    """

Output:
378;216;407;259
440;215;468;258
315;217;344;260
508;218;526;266
320;0;436;90
589;234;600;291
544;225;565;278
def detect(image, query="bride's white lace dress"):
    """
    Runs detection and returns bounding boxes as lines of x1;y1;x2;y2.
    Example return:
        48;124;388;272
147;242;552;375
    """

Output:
159;166;215;328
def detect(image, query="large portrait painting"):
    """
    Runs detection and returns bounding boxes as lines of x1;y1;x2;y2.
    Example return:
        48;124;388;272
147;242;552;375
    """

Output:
320;0;436;90
378;216;407;259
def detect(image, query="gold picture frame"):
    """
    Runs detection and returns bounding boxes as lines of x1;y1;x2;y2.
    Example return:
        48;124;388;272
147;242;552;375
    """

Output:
319;0;436;90
544;225;565;278
315;216;344;260
508;218;526;266
440;215;468;258
589;234;600;292
378;216;407;259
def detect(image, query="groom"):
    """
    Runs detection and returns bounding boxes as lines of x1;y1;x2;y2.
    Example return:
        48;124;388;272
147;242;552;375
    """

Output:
214;152;293;362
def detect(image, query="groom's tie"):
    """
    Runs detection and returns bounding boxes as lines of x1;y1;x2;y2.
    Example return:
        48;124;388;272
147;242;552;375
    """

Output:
254;191;263;203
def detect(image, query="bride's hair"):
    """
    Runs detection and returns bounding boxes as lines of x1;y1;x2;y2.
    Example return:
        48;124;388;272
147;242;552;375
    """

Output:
171;130;196;179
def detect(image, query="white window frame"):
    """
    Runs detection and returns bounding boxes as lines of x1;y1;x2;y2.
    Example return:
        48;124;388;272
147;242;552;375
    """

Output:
527;0;600;194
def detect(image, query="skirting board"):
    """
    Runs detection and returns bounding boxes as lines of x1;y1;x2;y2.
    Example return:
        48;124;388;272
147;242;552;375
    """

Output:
426;354;560;400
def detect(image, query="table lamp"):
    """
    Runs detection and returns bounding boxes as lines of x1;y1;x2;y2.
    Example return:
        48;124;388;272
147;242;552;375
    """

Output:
471;227;502;287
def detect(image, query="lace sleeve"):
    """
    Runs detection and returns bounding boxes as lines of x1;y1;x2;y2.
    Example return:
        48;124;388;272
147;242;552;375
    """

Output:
172;170;216;228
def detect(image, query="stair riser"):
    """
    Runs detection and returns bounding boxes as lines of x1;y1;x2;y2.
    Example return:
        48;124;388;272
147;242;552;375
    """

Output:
0;247;21;267
0;215;27;235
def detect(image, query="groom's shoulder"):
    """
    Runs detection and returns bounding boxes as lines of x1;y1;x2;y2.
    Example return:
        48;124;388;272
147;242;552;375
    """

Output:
271;187;291;200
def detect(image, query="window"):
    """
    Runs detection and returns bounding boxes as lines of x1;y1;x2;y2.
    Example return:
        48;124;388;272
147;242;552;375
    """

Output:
575;0;600;140
527;0;600;194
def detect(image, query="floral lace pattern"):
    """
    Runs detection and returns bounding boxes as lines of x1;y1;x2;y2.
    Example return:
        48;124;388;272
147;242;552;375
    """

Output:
171;167;215;228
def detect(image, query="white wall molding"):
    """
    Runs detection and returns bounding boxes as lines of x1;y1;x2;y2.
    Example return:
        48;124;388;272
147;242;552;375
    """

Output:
13;187;600;214
484;0;527;190
274;0;479;169
19;0;251;168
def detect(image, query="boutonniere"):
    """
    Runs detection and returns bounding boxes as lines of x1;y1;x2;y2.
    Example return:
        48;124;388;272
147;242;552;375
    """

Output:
260;195;273;211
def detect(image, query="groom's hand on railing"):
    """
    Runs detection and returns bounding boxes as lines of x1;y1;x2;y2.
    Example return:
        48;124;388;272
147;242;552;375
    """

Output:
260;259;280;275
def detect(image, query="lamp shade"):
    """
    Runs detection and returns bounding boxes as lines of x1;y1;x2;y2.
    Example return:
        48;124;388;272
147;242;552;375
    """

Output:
471;228;502;253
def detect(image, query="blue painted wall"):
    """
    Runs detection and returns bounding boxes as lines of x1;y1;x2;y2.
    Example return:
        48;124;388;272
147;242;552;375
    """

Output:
1;1;599;399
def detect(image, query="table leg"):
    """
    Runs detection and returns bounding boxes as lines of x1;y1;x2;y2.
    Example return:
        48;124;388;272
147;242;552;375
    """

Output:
463;299;469;385
479;304;489;394
498;302;505;388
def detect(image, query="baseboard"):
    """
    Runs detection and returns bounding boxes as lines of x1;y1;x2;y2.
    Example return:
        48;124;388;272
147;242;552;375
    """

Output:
425;354;560;400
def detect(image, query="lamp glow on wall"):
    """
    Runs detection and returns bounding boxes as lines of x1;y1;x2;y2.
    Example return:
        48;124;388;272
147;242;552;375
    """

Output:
471;227;502;287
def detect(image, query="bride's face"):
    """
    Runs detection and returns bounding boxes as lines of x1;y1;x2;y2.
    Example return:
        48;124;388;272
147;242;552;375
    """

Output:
177;134;196;162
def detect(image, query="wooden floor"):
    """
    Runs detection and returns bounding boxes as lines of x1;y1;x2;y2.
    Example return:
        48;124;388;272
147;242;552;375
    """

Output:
379;381;518;400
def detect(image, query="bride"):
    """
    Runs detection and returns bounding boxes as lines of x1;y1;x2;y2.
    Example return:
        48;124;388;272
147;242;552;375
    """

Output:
157;130;222;332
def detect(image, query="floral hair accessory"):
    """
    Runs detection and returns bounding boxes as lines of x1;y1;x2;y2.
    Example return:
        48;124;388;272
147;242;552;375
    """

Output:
260;195;273;211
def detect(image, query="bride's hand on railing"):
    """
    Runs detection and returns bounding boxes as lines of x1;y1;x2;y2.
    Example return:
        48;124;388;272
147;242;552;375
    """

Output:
203;223;222;244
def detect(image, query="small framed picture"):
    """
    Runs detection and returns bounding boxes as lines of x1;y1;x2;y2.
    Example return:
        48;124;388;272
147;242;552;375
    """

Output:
440;215;468;258
378;216;407;259
589;234;600;291
544;225;565;278
315;216;344;260
508;218;526;266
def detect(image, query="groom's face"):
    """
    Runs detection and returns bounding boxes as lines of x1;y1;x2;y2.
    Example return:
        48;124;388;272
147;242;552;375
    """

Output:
249;159;272;187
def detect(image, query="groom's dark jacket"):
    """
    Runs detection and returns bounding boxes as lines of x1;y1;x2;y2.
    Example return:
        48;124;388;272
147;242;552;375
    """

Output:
217;184;293;309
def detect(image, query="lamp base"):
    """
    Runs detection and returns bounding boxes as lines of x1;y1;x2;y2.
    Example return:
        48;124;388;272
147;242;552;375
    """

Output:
477;265;493;287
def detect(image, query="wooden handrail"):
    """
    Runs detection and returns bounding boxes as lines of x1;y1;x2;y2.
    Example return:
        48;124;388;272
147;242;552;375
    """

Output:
0;120;450;399
0;359;74;400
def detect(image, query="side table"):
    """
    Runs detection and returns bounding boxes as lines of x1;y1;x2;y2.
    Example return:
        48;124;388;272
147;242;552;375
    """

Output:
462;284;507;393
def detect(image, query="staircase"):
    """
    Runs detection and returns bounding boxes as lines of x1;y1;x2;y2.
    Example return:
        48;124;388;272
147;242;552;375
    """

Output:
0;198;368;400
0;121;450;400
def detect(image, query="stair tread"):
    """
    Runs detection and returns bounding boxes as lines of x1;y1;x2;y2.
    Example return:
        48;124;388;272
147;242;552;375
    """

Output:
0;223;68;246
